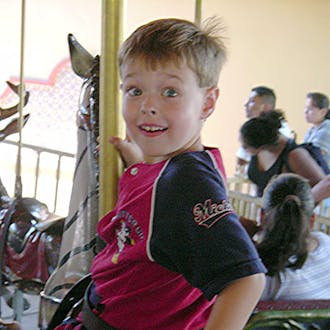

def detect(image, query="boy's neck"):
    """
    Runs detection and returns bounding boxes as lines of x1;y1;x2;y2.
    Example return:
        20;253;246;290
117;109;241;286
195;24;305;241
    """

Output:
144;143;205;164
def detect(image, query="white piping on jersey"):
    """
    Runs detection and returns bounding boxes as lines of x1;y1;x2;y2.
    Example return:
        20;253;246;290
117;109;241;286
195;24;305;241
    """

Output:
146;158;171;262
205;149;228;195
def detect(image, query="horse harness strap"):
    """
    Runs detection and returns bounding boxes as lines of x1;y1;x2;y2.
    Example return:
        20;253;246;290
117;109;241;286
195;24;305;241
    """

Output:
82;281;117;330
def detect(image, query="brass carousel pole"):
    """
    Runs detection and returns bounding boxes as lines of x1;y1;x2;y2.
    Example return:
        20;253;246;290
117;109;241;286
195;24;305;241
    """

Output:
195;0;202;25
99;0;123;216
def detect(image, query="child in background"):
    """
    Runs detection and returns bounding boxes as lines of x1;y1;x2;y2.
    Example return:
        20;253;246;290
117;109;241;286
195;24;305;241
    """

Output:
256;173;330;300
57;17;266;330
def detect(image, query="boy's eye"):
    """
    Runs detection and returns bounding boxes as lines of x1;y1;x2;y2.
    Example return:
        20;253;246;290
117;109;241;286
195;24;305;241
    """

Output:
127;87;142;96
163;88;178;97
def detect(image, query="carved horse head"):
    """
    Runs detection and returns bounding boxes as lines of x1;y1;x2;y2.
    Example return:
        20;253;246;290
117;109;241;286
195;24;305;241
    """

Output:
68;34;100;152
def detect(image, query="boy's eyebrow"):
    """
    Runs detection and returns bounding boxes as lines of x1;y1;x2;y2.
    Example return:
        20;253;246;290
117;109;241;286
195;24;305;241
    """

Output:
154;70;187;83
162;73;183;81
123;71;184;83
122;72;138;80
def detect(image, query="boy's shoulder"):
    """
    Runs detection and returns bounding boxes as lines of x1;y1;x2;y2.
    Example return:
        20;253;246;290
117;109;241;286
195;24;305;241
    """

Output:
159;148;226;188
155;148;228;204
168;148;224;174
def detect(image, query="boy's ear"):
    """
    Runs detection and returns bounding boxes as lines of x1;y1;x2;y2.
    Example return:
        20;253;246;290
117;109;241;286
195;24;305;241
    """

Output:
201;87;219;120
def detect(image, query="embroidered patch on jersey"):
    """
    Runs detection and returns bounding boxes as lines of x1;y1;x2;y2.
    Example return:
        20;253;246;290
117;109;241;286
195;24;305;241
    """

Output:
193;199;234;228
111;211;143;264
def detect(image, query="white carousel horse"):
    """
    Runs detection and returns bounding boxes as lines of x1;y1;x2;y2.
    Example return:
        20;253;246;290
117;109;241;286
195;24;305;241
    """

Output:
39;34;100;329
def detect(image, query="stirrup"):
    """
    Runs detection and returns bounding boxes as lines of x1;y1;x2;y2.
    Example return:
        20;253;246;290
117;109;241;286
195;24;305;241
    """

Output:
47;274;91;330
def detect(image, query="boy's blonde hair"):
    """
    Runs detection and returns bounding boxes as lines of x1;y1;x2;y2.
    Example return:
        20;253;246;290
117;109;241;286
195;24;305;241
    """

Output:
118;17;227;87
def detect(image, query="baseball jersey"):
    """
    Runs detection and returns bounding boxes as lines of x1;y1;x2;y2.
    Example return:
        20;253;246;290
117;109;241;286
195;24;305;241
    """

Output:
91;148;266;329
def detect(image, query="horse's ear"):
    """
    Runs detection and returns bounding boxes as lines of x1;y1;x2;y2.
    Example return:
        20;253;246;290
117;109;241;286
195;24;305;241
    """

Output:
68;33;95;79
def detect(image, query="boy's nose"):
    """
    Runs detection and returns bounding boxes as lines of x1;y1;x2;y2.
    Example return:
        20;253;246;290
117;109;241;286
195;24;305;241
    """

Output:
141;96;157;115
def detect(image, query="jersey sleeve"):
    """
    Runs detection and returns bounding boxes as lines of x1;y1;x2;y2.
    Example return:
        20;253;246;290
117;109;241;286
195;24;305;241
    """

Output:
149;153;266;300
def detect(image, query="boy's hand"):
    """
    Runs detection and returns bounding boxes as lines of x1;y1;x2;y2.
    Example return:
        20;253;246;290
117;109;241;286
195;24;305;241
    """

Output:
110;136;144;168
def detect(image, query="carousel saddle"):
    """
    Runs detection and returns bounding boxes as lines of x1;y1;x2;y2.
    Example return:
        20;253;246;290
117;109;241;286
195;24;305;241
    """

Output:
0;197;64;255
0;197;64;285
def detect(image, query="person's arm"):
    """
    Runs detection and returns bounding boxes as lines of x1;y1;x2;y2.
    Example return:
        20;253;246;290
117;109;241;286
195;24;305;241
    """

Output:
312;174;330;204
205;273;265;330
287;148;325;187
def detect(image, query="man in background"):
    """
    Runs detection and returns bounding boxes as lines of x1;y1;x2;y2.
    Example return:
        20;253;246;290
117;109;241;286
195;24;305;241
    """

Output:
236;86;292;170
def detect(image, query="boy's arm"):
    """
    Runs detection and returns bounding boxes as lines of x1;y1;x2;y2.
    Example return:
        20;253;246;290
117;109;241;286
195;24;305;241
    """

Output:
205;273;265;330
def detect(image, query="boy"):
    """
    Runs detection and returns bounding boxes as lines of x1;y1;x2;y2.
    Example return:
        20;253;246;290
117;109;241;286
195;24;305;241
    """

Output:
58;17;266;330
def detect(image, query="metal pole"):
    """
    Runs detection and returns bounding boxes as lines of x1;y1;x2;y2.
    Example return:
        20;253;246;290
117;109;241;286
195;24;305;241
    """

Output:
99;0;123;216
15;0;26;199
195;0;202;25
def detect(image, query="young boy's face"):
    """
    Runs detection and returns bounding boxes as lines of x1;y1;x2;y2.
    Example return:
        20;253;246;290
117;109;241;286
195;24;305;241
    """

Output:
120;58;218;163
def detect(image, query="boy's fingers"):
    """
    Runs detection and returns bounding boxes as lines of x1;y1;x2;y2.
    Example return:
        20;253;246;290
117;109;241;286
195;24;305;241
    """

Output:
109;136;127;151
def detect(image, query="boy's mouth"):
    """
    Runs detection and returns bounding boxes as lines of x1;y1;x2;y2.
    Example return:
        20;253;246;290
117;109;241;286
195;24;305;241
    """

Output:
139;125;167;132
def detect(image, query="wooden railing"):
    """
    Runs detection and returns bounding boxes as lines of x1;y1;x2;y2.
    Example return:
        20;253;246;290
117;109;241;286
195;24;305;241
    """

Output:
227;175;330;235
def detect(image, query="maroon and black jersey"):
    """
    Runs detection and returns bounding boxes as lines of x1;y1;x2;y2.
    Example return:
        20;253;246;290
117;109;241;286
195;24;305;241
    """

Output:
91;148;266;329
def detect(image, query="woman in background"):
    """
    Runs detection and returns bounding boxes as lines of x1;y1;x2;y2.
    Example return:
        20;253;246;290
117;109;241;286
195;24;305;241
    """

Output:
304;92;330;170
239;110;325;197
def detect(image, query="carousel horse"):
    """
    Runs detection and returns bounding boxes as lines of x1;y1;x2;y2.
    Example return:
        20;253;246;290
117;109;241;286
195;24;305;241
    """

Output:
0;82;65;321
39;34;100;329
